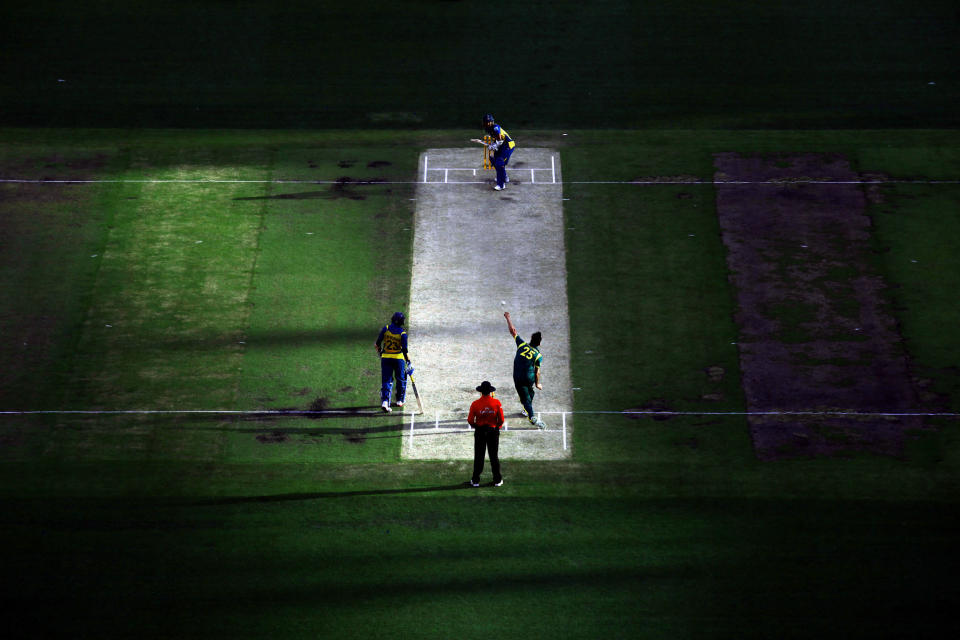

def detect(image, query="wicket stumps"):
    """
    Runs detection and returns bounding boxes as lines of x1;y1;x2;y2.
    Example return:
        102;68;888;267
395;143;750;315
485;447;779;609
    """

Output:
482;135;492;170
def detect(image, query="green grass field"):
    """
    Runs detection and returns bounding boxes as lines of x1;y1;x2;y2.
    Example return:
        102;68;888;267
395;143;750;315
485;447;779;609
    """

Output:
3;1;960;637
3;128;960;639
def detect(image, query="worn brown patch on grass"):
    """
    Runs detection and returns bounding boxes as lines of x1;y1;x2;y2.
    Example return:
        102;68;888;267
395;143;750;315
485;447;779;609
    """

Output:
714;152;923;460
0;153;111;407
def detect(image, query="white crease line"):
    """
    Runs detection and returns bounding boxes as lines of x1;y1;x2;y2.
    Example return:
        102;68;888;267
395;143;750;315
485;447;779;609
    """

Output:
4;178;957;186
3;409;957;417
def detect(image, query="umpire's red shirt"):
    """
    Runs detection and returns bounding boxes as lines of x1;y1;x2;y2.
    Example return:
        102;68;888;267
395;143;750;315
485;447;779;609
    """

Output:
468;395;505;429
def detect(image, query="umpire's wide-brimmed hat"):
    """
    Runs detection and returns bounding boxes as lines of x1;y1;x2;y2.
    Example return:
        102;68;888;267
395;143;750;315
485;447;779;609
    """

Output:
476;381;496;393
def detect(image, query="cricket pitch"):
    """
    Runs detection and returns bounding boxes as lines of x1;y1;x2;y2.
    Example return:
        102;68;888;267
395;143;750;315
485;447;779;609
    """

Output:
402;147;572;460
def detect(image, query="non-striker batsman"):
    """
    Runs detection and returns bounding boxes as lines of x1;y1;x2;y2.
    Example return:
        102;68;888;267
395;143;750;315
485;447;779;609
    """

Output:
375;311;411;412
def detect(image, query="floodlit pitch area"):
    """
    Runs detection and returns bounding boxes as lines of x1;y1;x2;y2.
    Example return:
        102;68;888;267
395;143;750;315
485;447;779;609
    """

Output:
404;148;571;459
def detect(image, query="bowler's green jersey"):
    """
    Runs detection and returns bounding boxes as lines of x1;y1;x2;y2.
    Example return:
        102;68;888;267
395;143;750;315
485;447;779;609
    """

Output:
512;335;542;383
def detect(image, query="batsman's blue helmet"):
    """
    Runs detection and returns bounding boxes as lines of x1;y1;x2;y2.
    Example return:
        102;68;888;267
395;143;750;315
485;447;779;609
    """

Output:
391;311;405;326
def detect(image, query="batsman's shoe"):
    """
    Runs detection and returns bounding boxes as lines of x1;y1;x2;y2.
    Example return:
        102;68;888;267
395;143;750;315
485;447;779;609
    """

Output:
494;479;504;487
530;417;547;430
393;401;404;408
381;401;392;413
493;185;504;191
520;409;529;418
469;480;480;488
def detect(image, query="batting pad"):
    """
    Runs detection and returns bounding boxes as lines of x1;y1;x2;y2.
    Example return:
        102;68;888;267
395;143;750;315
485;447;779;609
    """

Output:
403;147;571;460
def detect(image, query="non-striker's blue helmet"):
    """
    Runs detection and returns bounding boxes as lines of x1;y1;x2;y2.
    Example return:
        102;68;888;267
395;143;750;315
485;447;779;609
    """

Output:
391;311;405;326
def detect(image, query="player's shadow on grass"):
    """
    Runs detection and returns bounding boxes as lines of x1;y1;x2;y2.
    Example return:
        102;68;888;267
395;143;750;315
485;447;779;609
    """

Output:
136;405;464;440
235;190;357;201
234;415;467;440
190;483;470;505
161;328;374;351
238;422;406;440
242;406;395;421
233;178;391;202
238;404;415;436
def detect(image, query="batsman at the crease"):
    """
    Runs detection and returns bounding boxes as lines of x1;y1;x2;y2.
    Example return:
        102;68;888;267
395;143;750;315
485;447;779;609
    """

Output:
471;113;516;191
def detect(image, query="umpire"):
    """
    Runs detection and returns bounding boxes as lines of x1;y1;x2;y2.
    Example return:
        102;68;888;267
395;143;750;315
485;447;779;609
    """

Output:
468;380;505;487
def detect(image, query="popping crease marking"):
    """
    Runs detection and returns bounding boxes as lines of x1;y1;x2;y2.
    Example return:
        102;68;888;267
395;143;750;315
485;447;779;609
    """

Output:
421;153;557;184
421;168;556;184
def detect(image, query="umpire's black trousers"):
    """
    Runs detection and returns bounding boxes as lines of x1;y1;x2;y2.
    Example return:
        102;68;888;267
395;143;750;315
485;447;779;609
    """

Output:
472;425;502;484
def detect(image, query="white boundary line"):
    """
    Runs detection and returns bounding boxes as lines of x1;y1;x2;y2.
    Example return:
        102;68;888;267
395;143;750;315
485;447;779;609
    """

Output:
573;180;960;185
3;178;958;186
5;406;951;457
3;409;958;417
6;407;948;457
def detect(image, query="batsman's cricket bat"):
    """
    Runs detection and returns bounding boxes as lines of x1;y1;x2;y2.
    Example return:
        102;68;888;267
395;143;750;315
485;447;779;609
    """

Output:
408;374;424;415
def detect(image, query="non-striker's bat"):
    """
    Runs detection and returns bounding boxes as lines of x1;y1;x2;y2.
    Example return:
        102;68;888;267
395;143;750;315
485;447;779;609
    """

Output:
406;363;424;414
408;374;424;415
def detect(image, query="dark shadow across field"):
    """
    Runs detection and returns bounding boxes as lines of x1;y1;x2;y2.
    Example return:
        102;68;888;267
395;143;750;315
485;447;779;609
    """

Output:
187;483;472;504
